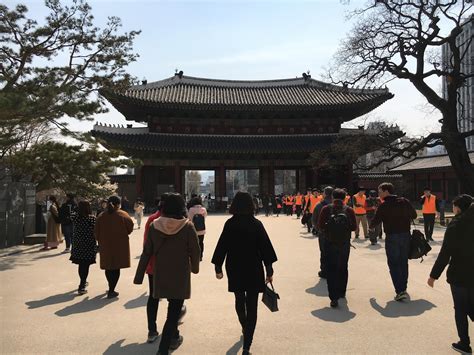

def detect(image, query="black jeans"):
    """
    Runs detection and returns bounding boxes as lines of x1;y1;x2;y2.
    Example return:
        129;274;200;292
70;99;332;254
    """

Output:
198;235;204;260
423;213;435;240
147;274;159;333
296;205;302;218
325;239;350;301
62;224;73;249
234;291;259;351
385;233;410;294
367;212;381;244
78;262;90;288
158;299;184;354
105;269;120;292
318;233;327;277
450;284;474;346
306;213;313;233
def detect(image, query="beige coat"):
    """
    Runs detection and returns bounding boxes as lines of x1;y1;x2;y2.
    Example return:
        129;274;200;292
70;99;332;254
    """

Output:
46;205;62;243
95;209;134;270
134;217;200;300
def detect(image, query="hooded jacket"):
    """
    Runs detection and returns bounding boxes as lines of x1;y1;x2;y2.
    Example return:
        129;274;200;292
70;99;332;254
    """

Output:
430;204;474;287
134;216;201;299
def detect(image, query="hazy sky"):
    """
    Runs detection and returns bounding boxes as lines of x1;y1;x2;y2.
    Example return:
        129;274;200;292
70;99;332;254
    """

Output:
9;0;454;137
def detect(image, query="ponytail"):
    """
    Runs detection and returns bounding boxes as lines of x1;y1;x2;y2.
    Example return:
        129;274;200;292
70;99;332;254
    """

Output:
106;195;121;214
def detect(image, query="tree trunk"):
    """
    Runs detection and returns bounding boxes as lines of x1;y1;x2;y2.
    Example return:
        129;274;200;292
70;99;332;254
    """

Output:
442;127;474;196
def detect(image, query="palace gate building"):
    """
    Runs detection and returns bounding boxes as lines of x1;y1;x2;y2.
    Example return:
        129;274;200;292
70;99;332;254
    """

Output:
92;72;393;208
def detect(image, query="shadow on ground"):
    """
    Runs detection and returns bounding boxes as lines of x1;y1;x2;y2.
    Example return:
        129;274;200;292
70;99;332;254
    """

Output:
103;339;156;355
124;292;148;309
305;278;328;297
370;298;436;318
311;300;356;323
26;290;77;309
55;293;118;316
0;257;31;271
225;336;243;355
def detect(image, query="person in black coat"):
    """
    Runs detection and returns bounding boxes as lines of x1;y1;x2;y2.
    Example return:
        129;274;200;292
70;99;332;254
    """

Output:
212;191;277;355
428;195;474;354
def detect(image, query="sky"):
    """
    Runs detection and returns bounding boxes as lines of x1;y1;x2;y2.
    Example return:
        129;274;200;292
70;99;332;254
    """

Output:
7;0;459;137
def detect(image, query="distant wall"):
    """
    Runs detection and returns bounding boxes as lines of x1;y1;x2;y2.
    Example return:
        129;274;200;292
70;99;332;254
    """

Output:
0;182;36;248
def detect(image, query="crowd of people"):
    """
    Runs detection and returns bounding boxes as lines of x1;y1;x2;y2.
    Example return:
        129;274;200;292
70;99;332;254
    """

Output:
41;184;473;355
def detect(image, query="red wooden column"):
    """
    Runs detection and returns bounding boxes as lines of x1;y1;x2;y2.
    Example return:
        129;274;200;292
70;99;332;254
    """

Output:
217;164;226;210
268;165;275;196
174;162;182;194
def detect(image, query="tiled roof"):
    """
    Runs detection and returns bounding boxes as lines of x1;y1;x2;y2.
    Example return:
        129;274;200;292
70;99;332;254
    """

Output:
389;152;474;172
102;74;393;112
355;173;403;179
92;130;338;155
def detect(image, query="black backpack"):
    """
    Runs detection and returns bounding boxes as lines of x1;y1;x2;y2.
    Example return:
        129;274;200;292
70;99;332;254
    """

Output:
192;214;206;232
409;228;432;262
325;205;351;245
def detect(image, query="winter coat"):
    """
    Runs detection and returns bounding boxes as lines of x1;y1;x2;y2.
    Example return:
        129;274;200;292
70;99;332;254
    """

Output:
430;204;474;287
95;209;134;270
187;205;208;236
46;204;62;243
70;214;97;265
212;215;277;293
134;217;200;299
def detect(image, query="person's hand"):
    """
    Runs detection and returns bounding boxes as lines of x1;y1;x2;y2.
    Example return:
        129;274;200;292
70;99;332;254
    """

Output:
216;273;223;280
427;277;435;288
266;276;273;283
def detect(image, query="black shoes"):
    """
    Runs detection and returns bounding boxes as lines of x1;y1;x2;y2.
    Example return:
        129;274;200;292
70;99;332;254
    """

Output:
452;341;472;354
107;291;119;299
242;350;252;355
147;331;159;343
330;300;338;308
169;335;183;350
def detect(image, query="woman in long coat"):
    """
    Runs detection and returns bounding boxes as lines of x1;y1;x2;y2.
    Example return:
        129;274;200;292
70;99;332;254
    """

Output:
41;195;62;251
95;196;134;299
70;200;97;295
212;191;277;355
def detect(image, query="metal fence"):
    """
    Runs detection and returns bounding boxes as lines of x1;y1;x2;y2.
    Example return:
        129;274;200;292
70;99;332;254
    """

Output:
0;182;36;248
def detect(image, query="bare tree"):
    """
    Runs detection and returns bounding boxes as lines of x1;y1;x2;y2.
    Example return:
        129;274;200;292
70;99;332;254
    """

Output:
329;1;474;194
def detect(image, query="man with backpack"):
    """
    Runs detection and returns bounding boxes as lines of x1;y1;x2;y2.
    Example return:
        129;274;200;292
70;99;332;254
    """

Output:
317;188;357;308
187;196;207;261
312;186;334;279
59;193;77;253
370;183;417;302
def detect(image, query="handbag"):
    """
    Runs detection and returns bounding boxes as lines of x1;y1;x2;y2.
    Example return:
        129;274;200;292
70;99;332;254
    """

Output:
409;221;432;262
262;282;280;312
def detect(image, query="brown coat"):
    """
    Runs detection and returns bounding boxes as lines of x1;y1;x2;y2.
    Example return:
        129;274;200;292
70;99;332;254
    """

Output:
134;217;200;300
95;209;134;270
46;204;62;243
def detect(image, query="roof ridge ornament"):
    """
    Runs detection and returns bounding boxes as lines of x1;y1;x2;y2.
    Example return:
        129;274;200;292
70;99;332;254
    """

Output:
174;70;184;79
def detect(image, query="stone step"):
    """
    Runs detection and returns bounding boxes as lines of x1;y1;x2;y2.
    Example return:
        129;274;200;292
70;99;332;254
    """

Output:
24;234;46;245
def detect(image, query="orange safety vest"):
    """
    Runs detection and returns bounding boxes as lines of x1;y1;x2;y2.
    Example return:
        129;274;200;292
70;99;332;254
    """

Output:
343;195;351;205
309;195;319;213
295;196;303;205
353;194;367;215
422;195;437;214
